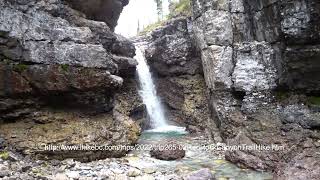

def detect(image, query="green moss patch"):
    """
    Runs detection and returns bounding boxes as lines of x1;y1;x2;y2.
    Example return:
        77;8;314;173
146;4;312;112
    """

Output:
274;91;291;101
60;64;69;72
308;96;320;106
0;151;9;160
13;63;28;72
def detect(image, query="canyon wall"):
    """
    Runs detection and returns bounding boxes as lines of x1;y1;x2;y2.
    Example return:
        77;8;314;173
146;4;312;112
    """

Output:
191;0;320;178
144;0;320;178
0;0;142;161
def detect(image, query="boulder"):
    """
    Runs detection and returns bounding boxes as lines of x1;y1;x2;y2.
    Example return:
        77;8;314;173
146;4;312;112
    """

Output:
112;55;138;77
150;142;185;161
112;34;136;57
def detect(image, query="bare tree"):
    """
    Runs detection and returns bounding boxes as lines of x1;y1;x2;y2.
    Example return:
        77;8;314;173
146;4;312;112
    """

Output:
154;0;163;20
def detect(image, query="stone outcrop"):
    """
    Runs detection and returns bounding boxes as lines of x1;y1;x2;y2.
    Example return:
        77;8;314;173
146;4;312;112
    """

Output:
0;0;142;161
145;17;219;135
65;0;129;31
191;0;320;178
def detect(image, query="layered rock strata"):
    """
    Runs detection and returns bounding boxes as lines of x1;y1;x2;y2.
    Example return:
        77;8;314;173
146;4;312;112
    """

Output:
191;0;320;178
0;0;141;161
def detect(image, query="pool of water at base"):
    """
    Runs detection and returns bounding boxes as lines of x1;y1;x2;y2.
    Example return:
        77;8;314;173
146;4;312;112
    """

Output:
124;131;273;180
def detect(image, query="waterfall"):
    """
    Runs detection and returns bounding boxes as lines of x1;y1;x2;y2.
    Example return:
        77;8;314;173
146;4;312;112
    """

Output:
135;45;186;133
135;45;168;128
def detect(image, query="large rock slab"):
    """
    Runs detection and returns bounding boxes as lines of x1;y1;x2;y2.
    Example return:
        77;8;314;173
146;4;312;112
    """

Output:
0;63;122;113
65;0;129;31
232;42;278;92
145;17;202;76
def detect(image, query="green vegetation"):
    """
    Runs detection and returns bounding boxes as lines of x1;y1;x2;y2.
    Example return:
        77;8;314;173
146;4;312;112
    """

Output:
308;96;320;106
275;91;290;101
60;64;69;72
139;20;166;35
0;151;9;160
139;0;191;35
168;0;191;18
0;59;29;73
13;63;28;72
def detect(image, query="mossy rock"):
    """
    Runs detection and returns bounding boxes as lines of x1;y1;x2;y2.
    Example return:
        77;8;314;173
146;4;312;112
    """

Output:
0;151;9;160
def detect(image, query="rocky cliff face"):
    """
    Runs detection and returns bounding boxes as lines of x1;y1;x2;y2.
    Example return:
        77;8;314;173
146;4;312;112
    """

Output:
0;0;142;161
142;0;320;178
144;17;220;135
191;0;320;178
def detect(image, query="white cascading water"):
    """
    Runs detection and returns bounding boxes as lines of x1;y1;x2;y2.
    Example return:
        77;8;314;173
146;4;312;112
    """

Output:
135;45;186;133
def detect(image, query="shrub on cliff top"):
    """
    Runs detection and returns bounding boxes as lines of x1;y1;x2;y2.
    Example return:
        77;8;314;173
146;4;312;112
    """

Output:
139;0;191;35
139;20;166;36
168;0;191;18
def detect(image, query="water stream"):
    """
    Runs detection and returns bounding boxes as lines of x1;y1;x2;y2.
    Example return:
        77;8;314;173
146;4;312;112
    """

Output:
125;133;273;180
135;45;186;133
